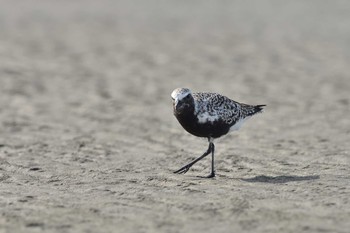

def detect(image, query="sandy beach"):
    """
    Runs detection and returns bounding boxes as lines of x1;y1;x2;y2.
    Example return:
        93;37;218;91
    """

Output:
0;1;349;232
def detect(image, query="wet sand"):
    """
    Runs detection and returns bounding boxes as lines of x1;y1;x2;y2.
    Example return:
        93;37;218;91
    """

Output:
0;1;349;232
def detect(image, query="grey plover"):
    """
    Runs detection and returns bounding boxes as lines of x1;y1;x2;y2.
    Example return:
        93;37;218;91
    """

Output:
171;87;265;178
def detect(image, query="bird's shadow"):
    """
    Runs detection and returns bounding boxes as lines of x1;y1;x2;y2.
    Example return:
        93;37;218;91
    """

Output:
241;175;320;183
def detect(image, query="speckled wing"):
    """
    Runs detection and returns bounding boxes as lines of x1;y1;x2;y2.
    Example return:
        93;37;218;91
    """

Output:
192;92;242;125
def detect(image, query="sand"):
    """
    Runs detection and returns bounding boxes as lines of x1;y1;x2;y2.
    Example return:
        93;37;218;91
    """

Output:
0;1;349;232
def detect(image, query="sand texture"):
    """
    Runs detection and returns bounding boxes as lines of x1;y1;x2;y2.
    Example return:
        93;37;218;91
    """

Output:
0;1;350;232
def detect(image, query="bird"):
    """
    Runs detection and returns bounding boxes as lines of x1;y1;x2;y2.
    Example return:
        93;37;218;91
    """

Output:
171;87;265;178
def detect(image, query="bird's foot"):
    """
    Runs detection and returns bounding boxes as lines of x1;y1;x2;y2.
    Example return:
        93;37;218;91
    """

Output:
198;171;216;179
173;164;192;174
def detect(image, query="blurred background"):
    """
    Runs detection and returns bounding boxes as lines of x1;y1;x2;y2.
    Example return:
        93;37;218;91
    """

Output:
1;0;349;145
0;0;349;232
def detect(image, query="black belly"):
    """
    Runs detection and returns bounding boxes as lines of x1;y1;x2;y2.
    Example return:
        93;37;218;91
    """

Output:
175;112;231;139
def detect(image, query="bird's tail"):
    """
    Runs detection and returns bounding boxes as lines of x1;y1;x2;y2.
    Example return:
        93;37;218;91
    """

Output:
254;104;266;113
242;104;266;117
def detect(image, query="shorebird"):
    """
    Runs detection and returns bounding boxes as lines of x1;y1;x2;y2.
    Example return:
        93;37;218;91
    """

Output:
171;88;265;178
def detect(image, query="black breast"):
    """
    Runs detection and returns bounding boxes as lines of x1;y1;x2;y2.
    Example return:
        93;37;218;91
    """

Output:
174;111;231;138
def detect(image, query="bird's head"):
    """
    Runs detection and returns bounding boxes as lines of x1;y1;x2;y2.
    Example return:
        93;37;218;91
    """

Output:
171;88;194;114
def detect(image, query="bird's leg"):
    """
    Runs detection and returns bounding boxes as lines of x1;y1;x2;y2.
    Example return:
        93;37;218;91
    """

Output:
205;143;215;178
174;142;213;174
